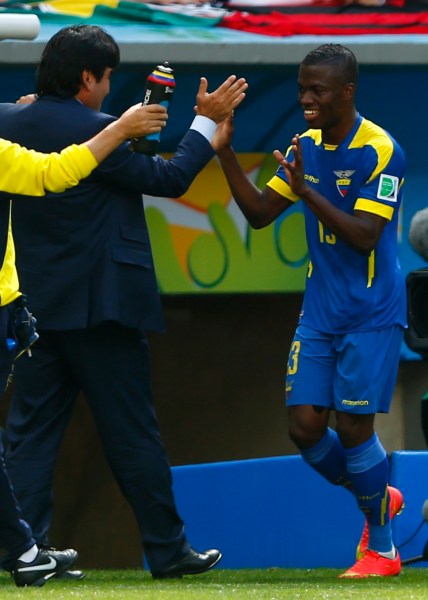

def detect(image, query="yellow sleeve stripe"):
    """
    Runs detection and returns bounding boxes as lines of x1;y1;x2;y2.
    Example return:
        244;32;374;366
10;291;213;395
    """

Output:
355;198;394;221
266;175;299;203
367;250;375;288
349;118;394;183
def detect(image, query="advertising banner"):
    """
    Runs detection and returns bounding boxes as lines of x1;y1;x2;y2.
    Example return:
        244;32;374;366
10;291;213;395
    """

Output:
145;153;308;293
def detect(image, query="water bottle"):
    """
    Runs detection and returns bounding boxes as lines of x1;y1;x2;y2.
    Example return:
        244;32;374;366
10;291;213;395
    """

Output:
131;62;175;155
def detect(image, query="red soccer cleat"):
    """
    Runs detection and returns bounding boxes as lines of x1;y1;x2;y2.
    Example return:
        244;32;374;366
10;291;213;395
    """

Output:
356;486;404;560
340;549;401;578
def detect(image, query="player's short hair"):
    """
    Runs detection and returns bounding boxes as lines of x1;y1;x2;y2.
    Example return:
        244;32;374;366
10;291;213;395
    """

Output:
301;44;359;85
36;25;120;98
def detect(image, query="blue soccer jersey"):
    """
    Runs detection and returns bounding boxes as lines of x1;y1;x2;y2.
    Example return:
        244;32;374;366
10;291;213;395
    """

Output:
267;114;407;333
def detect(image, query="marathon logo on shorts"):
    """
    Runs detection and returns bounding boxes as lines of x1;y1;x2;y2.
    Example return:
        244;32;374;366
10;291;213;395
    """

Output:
377;174;399;202
342;399;370;406
334;170;355;197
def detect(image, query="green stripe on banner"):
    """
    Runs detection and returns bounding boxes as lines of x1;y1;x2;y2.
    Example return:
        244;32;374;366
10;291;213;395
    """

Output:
0;2;222;27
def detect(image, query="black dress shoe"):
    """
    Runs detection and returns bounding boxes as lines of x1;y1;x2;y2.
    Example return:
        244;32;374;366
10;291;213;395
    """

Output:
152;548;222;579
56;570;85;580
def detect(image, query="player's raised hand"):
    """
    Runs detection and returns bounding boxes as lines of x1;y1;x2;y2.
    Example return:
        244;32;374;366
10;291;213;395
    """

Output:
212;114;235;153
273;134;309;198
195;75;247;124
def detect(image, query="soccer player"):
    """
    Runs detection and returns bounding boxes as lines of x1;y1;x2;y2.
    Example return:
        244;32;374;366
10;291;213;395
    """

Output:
213;43;405;578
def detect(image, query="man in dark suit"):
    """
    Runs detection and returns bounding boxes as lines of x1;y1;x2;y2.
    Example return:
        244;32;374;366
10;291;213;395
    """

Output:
0;96;168;588
0;24;246;579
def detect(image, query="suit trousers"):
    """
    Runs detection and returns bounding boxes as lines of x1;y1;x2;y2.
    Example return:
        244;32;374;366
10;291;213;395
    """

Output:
0;305;35;570
5;321;190;572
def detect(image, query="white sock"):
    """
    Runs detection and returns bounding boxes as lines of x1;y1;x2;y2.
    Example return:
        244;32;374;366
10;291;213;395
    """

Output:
378;547;397;560
18;544;39;563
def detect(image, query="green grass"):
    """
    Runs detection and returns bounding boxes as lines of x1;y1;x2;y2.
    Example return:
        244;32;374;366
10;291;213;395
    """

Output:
0;568;427;599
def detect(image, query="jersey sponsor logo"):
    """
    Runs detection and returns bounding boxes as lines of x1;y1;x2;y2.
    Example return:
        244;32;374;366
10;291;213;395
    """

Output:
341;399;369;406
334;170;355;197
285;377;294;400
359;493;381;501
377;174;399;202
304;174;319;184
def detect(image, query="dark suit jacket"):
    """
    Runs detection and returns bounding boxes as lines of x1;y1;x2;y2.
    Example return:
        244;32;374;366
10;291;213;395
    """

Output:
0;96;215;333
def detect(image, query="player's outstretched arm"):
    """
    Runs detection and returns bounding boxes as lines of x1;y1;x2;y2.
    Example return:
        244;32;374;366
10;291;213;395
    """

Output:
213;115;292;229
274;134;388;253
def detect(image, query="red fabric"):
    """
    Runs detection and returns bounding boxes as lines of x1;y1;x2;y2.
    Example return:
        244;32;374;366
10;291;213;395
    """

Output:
220;10;428;35
224;1;405;6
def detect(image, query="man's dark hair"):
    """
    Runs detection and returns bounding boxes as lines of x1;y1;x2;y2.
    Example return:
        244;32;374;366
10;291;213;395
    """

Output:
36;25;120;98
301;44;359;85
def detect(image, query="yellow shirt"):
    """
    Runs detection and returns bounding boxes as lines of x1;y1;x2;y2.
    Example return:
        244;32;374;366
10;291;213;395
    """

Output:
0;138;98;306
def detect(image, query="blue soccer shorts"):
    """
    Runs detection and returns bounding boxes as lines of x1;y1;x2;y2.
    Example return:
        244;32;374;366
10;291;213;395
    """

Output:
285;323;404;414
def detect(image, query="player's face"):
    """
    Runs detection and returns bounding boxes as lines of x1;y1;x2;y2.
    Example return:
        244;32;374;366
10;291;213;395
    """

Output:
297;63;355;144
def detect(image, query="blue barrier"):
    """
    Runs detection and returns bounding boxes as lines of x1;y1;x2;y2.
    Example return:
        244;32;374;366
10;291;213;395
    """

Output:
171;453;428;569
390;451;428;567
